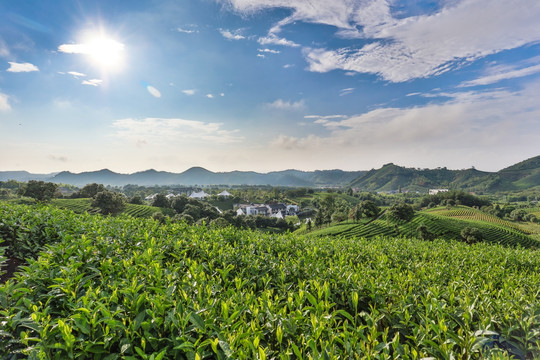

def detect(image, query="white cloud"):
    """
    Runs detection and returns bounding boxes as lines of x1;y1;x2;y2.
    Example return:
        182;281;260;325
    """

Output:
206;94;214;98
220;0;540;82
82;79;103;86
258;48;280;54
267;81;540;171
7;62;39;72
258;34;299;47
0;93;11;111
257;54;265;58
459;63;540;87
111;117;243;144
219;28;245;40
182;89;196;95
283;64;295;69
266;99;305;110
147;86;162;98
220;93;225;97
68;71;86;77
177;27;199;34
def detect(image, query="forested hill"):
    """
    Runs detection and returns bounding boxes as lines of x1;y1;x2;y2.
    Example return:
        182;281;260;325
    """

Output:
348;155;540;192
1;155;539;190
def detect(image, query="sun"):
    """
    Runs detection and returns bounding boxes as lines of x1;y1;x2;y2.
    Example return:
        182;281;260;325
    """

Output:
85;37;124;69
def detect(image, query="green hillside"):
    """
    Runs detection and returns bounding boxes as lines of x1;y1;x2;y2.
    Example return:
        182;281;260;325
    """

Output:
51;198;174;217
307;206;540;249
348;155;540;192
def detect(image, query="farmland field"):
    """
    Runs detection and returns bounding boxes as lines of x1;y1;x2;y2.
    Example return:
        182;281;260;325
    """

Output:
51;198;174;218
1;202;539;359
307;206;540;249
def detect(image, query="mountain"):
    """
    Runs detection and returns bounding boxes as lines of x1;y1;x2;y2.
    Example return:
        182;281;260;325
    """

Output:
2;155;539;190
0;171;58;182
348;155;540;192
29;168;366;187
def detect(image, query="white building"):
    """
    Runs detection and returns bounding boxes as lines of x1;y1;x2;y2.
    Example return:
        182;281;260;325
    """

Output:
429;189;449;195
189;190;209;199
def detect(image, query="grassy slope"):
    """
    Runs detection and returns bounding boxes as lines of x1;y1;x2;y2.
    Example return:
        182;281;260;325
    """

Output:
51;198;174;217
306;206;540;249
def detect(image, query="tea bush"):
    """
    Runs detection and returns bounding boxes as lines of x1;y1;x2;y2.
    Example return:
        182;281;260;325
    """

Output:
0;203;539;359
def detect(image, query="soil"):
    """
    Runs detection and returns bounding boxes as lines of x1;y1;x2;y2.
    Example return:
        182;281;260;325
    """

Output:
0;257;24;284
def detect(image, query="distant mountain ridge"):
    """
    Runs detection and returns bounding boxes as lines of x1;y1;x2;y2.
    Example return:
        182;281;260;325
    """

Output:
1;155;539;191
0;167;364;187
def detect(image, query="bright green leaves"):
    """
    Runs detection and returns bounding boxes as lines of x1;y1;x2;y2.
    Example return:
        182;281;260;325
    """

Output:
0;202;539;359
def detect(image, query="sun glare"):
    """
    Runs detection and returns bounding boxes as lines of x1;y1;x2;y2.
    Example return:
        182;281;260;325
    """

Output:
86;37;124;69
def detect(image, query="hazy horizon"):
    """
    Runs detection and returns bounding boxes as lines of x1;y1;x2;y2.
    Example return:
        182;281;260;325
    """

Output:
1;0;540;174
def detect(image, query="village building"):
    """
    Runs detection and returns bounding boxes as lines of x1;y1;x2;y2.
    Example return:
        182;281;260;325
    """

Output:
189;190;209;200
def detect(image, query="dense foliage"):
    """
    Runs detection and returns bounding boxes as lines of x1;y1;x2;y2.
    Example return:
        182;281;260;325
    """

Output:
0;203;539;359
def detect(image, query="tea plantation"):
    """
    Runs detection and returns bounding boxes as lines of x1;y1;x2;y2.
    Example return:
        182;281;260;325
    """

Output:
1;203;539;359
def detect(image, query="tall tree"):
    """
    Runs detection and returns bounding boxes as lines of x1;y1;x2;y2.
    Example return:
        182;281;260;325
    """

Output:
19;181;58;202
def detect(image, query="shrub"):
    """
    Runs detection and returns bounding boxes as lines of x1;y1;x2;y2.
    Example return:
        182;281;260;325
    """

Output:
461;226;483;244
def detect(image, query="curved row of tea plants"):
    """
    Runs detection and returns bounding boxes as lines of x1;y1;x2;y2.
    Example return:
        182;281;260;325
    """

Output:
425;206;533;234
51;198;172;218
1;203;539;359
307;209;539;249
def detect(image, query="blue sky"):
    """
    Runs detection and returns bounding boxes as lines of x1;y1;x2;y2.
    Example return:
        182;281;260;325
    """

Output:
1;0;539;173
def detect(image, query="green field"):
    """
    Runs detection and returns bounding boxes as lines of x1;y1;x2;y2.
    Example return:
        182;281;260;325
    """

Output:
307;206;540;249
1;202;539;359
51;198;175;218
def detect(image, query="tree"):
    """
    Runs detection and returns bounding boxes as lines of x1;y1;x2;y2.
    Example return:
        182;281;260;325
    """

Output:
78;183;106;198
19;181;58;202
389;202;415;221
91;191;125;215
129;195;144;205
359;200;380;218
461;227;483;244
417;224;435;241
509;209;527;221
152;194;170;208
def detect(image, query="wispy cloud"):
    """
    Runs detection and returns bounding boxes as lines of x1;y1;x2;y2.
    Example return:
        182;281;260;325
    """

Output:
0;38;9;58
257;54;265;58
7;62;39;72
206;94;214;98
258;48;280;54
68;71;86;77
219;28;245;40
182;89;196;96
339;87;354;96
177;25;199;34
82;79;103;87
48;155;68;162
0;93;11;111
459;63;540;87
112;117;243;144
283;64;295;69
258;34;299;47
266;99;305;110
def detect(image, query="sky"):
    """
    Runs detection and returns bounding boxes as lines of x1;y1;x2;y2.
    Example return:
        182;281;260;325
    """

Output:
1;0;539;174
